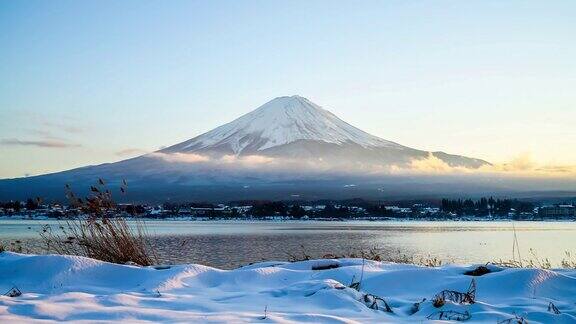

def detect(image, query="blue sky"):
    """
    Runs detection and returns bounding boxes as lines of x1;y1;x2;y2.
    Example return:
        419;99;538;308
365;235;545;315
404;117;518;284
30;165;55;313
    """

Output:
1;0;575;178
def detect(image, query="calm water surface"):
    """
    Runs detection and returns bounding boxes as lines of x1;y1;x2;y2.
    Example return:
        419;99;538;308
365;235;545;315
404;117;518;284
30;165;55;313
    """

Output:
1;219;575;269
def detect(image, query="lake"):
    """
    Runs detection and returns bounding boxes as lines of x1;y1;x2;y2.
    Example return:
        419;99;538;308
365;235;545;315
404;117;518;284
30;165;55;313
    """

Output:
1;219;575;269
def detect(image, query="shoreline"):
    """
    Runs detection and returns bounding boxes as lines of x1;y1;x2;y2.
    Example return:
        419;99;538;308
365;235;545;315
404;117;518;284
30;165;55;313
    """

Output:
3;220;576;269
1;215;576;222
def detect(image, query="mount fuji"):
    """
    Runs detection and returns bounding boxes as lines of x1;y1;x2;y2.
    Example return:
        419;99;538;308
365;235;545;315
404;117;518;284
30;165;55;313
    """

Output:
164;95;402;155
0;96;493;202
160;95;488;168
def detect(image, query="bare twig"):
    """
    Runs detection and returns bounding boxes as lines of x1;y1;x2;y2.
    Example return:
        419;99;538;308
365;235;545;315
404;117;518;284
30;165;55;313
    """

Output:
433;279;476;307
362;293;393;313
548;301;561;314
4;286;22;297
498;314;528;324
427;310;471;321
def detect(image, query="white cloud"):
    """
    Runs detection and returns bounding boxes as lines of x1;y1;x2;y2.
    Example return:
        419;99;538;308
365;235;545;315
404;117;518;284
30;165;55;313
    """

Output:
148;151;576;178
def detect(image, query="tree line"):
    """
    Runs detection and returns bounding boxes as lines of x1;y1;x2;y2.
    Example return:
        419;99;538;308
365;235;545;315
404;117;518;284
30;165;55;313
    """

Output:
0;198;43;212
441;197;534;216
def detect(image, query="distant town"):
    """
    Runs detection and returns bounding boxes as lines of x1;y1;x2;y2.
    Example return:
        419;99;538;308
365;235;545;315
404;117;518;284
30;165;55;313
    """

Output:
0;197;575;221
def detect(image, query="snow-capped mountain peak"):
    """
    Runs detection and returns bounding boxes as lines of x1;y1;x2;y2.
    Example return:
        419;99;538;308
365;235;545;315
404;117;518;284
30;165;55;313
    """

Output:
164;95;402;155
0;95;492;202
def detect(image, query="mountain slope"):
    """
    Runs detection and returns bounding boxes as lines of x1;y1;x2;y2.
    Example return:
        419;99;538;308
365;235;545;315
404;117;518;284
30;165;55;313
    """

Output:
0;95;496;201
161;95;488;168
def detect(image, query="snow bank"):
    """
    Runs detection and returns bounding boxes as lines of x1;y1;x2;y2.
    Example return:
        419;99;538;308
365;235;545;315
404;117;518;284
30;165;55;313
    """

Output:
0;252;575;323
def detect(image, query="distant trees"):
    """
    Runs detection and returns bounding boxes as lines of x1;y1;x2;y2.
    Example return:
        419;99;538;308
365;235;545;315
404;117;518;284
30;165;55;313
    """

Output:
365;205;395;217
0;200;22;212
321;204;344;217
162;202;179;214
441;197;534;217
0;196;541;219
250;202;288;217
289;205;306;218
123;204;146;215
0;198;42;212
244;202;366;218
25;198;41;210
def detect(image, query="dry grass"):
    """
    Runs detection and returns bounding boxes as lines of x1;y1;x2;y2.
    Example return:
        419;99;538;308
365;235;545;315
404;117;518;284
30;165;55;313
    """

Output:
498;315;528;324
287;246;444;267
432;279;476;308
427;310;471;321
494;249;576;270
286;245;312;262
40;179;156;266
494;225;576;269
290;244;575;270
41;217;155;266
384;252;444;267
0;240;26;254
4;286;22;298
361;293;393;313
560;251;576;269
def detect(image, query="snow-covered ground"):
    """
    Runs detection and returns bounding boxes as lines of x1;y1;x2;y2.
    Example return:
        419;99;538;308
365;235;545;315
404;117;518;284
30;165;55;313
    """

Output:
0;253;575;323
